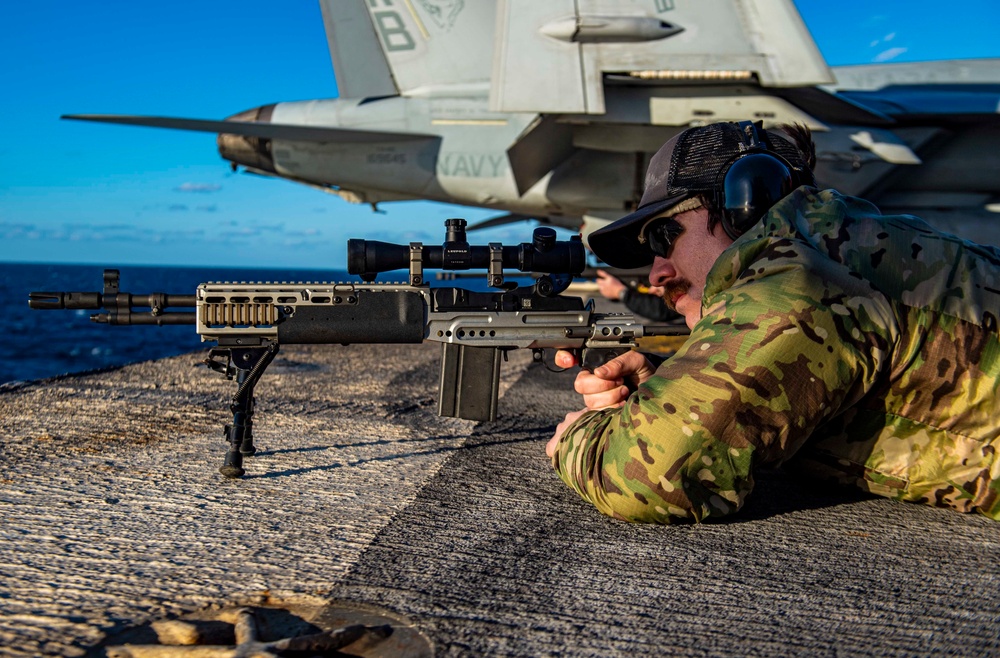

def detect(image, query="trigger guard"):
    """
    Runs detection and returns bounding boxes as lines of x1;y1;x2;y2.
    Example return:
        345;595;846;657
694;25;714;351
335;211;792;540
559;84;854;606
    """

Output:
533;348;572;373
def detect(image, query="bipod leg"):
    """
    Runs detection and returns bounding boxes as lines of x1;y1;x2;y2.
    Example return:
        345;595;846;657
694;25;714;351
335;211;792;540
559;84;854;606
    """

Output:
220;342;279;478
234;368;258;458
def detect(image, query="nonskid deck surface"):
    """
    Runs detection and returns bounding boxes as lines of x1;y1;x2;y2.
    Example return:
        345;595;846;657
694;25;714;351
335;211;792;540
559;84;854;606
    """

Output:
0;343;996;657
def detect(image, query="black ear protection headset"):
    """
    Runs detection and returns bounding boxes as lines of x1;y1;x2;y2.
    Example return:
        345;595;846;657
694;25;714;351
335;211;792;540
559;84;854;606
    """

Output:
713;121;800;240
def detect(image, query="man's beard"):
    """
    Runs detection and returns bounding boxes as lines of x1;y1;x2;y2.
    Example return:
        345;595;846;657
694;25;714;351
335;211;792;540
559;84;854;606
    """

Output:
662;279;692;310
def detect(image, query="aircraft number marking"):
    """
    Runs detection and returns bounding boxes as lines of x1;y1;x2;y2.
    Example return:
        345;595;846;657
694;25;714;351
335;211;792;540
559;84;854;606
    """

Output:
368;0;417;51
654;0;675;11
367;152;408;165
438;153;507;178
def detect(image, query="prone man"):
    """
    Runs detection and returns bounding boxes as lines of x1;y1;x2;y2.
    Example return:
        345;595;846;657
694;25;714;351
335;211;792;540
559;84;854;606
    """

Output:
548;120;1000;523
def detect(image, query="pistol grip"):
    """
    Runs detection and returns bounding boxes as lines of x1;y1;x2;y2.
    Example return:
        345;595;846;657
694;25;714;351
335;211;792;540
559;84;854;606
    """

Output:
580;346;630;372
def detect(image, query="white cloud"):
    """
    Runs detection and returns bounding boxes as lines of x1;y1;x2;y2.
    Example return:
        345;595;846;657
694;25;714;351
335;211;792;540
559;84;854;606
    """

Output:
0;221;37;237
884;32;896;42
247;223;284;232
285;228;321;237
174;182;223;193
219;227;263;238
874;47;907;62
0;222;206;245
861;14;888;28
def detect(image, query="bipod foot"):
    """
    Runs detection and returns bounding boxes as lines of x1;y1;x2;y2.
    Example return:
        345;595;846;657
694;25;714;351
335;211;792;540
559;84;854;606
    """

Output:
220;447;246;478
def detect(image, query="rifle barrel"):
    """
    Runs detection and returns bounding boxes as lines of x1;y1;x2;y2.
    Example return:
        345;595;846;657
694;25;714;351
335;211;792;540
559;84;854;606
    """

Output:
644;324;691;336
29;291;197;310
91;312;197;326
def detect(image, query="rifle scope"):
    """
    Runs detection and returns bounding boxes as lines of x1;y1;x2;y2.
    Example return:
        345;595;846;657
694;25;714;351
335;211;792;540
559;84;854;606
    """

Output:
348;218;585;283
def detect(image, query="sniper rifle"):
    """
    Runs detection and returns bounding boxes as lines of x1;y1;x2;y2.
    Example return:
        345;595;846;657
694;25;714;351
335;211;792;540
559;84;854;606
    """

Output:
29;219;687;478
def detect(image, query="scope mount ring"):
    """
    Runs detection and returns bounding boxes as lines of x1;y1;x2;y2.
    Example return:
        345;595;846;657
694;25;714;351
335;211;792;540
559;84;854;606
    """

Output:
409;242;424;286
488;242;504;288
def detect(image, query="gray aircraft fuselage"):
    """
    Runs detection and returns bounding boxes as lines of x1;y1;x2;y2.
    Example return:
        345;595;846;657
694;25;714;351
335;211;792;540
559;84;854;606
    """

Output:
64;0;1000;244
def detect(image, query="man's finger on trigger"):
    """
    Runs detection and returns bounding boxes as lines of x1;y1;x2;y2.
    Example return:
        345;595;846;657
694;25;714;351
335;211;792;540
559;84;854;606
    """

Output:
554;350;578;368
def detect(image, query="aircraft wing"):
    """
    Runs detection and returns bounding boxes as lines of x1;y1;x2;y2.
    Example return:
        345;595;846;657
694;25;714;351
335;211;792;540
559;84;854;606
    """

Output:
62;114;438;143
830;59;1000;118
828;59;1000;91
466;213;535;231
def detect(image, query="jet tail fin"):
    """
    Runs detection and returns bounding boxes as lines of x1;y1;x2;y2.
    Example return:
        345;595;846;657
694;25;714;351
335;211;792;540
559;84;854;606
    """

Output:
319;0;398;99
323;0;496;96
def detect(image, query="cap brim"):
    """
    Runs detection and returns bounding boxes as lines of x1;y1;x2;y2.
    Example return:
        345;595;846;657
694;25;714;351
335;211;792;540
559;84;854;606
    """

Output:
587;193;688;268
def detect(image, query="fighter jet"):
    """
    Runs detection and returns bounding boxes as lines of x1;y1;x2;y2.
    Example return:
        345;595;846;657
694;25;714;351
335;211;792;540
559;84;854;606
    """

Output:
65;0;1000;244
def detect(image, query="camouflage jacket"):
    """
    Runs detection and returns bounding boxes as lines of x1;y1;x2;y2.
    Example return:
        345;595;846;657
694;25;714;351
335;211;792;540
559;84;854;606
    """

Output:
552;188;1000;522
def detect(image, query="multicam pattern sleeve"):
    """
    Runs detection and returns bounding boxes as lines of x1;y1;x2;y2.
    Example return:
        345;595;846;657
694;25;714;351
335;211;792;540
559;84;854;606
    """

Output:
551;204;896;523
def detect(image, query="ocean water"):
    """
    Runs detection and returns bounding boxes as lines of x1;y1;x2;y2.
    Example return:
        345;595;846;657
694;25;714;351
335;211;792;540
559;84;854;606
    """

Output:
1;263;536;385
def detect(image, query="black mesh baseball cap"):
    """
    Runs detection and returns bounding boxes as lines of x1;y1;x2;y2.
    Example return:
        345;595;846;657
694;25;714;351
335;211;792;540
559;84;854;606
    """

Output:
588;122;808;268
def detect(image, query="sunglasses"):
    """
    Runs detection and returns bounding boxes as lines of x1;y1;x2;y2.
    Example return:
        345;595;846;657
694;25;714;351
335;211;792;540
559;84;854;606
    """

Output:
643;218;685;259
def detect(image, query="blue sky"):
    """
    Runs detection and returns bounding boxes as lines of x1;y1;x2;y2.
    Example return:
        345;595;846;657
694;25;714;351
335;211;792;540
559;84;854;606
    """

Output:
2;1;998;269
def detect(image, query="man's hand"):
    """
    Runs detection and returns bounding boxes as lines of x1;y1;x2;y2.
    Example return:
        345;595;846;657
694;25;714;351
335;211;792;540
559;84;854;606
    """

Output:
595;269;627;301
547;350;659;458
555;349;658;410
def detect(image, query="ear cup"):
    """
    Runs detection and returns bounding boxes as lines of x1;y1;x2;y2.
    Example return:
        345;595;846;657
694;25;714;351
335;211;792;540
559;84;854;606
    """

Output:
717;151;796;240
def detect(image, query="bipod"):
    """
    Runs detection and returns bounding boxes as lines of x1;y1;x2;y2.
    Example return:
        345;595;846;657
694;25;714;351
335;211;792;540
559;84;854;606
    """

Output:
205;342;280;478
